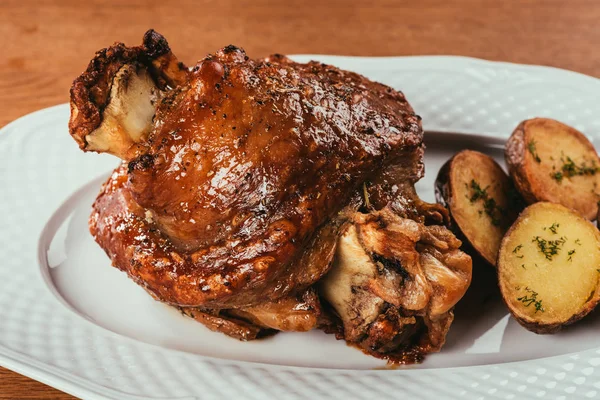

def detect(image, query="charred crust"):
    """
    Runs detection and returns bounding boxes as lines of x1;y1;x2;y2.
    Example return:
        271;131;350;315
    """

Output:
222;44;242;54
142;29;171;58
216;45;247;64
268;53;288;62
128;154;155;172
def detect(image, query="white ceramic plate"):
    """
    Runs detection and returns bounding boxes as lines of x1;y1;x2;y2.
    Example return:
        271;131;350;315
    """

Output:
2;55;600;400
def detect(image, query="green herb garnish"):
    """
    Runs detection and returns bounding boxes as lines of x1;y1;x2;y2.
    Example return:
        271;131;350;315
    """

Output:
543;222;560;234
551;155;599;183
568;249;575;261
517;287;545;313
532;236;566;260
468;180;488;202
512;244;524;259
528;140;541;163
483;198;500;225
468;179;503;226
552;171;564;182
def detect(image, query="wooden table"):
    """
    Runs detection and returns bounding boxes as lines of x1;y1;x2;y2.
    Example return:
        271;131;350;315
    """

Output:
1;0;599;398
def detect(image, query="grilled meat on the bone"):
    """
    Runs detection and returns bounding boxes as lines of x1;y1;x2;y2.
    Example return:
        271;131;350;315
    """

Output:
69;30;471;361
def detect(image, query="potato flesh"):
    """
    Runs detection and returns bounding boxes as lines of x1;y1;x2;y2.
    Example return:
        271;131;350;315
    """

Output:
524;121;600;219
450;151;510;265
500;204;600;324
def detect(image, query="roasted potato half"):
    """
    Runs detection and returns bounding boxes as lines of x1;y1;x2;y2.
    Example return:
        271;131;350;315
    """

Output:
435;150;522;266
498;202;600;334
505;118;600;220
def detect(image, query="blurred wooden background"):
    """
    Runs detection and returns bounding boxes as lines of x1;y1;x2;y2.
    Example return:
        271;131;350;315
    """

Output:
1;0;599;398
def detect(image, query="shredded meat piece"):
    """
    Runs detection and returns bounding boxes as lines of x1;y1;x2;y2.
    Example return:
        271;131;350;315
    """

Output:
319;208;471;362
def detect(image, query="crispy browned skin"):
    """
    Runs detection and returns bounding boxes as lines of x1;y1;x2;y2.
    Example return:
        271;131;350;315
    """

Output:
73;32;472;362
81;33;423;309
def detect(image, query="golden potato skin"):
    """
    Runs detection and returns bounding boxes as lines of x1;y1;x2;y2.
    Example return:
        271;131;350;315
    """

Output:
513;305;598;335
505;118;600;220
498;202;600;334
504;121;536;204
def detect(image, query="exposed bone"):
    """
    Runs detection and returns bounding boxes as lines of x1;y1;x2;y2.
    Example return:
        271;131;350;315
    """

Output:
69;29;189;161
82;64;161;159
319;224;385;342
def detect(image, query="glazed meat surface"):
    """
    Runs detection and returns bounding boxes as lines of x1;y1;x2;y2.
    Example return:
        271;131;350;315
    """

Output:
72;30;423;308
69;30;471;361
